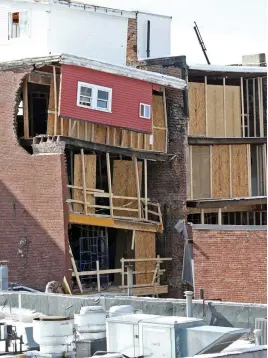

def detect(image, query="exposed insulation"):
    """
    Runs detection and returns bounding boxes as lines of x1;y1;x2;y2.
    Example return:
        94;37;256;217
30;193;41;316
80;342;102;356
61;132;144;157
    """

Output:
207;85;224;136
226;85;241;137
112;160;142;218
153;128;166;152
231;145;249;197
152;94;165;127
212;145;230;198
73;154;96;214
192;146;210;199
188;82;206;136
135;231;156;285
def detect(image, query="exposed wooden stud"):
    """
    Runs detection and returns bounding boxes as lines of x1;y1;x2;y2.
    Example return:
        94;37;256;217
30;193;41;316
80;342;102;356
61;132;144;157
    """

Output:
246;79;249;137
91;123;95;142
85;122;88;140
205;76;208;136
218;208;222;225
131;230;136;250
81;149;88;214
130;131;133;147
241;77;245;137
69;244;83;293
106;126;110;145
144;159;148;220
247;144;252;196
201;209;205;224
253;78;257;137
223;77;226;136
263;144;267;195
121;258;124;288
106;152;114;217
113;127;116;145
53;66;58;136
163;88;168;152
209;145;212;198
259;77;264;137
137;133;140;149
70;120;77;136
121;129;125;146
77;120;80;138
96;260;101;292
229;145;232;197
134;156;142;218
58;69;63;134
23;79;29;138
189;145;193;199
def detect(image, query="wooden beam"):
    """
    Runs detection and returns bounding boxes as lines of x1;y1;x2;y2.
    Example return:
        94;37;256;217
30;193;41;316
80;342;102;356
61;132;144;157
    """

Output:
218;208;222;225
189;145;193;199
96;260;101;292
253;78;257;137
144;159;148;220
69;244;83;293
241;77;245;137
201;209;205;224
247;144;252;196
209;145;212;198
106;152;113;217
134;156;142;218
53;66;58;136
131;230;136;250
205;76;208;135
223;77;226;136
23;80;29;138
68;213;162;232
229;145;232;197
187;197;267;209
246;79;249;136
259;77;264;137
163;88;168;152
81;149;88;214
188;136;267;145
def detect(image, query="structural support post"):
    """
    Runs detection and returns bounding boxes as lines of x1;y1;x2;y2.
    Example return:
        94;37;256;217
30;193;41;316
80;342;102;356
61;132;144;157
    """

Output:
241;77;245;137
127;265;133;296
81;149;88;214
253;78;257;137
23;79;29;138
53;66;58;136
144;159;148;220
106;152;113;217
184;291;194;317
218;208;222;225
134;156;141;219
223;77;226;136
205;76;208;135
201;209;205;224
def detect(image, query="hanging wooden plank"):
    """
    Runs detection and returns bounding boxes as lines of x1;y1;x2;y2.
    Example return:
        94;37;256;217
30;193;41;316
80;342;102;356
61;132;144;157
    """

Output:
225;85;241;137
112;160;142;218
106;152;114;217
135;231;156;285
231;144;249;197
207;85;224;136
188;82;206;136
212;145;230;198
192;146;210;199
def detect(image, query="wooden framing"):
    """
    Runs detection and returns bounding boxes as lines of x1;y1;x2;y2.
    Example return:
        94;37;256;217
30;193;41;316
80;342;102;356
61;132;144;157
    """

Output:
23;80;29;138
247;144;252;196
163;88;168;152
241;77;245;137
258;77;264;137
106;153;114;217
144;159;148;220
253;78;257;137
53;66;58;136
205;76;208;135
134;157;142;219
223;77;226;136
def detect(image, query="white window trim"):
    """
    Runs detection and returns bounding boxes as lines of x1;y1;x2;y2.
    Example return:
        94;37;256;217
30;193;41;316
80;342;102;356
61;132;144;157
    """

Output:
140;103;151;119
8;10;31;41
77;81;112;113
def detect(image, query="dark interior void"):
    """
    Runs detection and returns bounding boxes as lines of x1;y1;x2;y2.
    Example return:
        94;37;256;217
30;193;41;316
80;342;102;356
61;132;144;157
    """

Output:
69;224;133;290
188;207;267;225
251;144;265;196
16;82;50;139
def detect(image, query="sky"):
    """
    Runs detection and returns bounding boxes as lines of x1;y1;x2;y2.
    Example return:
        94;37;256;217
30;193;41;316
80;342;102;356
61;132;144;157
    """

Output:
79;0;267;65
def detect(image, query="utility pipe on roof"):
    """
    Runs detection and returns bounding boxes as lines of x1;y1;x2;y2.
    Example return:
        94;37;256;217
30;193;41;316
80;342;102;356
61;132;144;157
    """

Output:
185;290;194;317
254;329;262;345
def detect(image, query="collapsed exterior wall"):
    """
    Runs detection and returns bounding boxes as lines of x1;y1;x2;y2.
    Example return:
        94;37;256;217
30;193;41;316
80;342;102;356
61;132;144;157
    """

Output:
139;57;189;298
192;227;267;303
0;69;70;289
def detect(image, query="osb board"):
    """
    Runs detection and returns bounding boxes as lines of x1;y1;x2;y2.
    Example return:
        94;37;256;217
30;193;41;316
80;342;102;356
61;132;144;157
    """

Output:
73;154;96;214
192;146;210;199
231;145;249;197
112;160;142;218
188;82;206;136
225;85;241;137
135;231;156;285
94;124;106;144
152;94;165;128
212;145;230;198
153;128;166;152
47;75;61;135
207;85;224;136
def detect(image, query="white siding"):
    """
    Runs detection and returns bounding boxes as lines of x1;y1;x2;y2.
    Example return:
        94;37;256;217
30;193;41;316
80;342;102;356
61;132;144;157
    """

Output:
49;6;128;65
137;13;171;60
0;0;49;62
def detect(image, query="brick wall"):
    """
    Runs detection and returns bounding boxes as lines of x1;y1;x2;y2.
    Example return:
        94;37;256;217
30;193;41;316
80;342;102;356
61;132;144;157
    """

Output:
192;228;267;303
0;69;70;290
140;57;189;298
126;18;138;65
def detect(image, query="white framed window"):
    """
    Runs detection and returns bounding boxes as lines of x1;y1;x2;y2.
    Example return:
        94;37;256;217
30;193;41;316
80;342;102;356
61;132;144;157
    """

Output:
140;103;151;119
8;11;29;39
77;82;112;112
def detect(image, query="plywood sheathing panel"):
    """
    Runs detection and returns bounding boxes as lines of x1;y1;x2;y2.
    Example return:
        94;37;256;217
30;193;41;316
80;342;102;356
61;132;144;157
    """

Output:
152;94;165;127
226;85;241;137
192;146;210;199
188;82;206;136
135;231;156;285
112;160;142;218
153;128;166;153
231;145;249;197
94;124;106;144
207;85;224;136
212;145;230;198
73;154;96;214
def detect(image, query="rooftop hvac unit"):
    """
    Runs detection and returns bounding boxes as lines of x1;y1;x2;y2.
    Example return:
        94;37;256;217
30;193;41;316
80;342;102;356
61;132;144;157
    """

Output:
107;314;250;358
255;318;267;345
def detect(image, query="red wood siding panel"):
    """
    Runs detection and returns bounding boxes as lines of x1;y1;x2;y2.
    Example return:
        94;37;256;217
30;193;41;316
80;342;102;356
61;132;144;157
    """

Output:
60;64;153;133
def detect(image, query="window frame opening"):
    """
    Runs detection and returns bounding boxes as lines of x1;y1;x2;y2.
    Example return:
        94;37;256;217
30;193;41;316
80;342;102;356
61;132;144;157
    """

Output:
140;103;151;119
77;82;112;112
8;11;30;40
